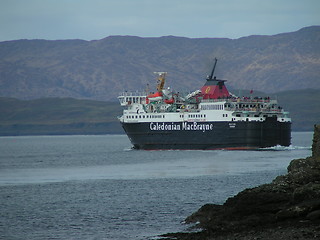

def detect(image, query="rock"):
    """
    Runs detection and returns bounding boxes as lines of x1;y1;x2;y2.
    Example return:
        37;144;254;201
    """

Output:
276;200;320;220
312;124;320;158
307;210;320;220
292;183;320;203
185;204;222;224
286;157;320;185
276;205;308;220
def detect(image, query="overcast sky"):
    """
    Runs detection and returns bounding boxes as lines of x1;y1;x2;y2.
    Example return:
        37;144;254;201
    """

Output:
1;0;319;41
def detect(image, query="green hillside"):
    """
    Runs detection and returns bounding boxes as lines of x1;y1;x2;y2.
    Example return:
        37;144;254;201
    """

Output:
0;97;123;135
275;89;320;131
0;89;319;136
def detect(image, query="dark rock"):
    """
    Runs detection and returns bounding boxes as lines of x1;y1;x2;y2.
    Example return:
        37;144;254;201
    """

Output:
185;204;222;224
307;210;320;220
312;124;320;158
292;183;320;203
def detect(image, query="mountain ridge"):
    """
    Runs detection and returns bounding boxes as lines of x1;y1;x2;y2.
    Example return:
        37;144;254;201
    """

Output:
0;26;319;101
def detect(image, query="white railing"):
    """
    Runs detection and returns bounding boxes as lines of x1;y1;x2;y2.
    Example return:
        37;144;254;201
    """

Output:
118;91;147;97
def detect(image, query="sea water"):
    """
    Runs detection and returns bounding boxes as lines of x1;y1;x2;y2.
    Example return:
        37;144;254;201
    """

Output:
0;132;313;240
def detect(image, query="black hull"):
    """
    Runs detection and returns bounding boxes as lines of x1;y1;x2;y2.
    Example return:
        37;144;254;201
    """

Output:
121;118;291;150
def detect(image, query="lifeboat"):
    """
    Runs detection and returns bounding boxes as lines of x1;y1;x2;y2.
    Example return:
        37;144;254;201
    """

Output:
164;98;174;104
147;92;163;103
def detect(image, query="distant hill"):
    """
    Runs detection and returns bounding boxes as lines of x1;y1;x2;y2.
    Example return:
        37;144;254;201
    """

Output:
0;97;123;135
0;26;319;101
0;88;319;136
275;89;320;131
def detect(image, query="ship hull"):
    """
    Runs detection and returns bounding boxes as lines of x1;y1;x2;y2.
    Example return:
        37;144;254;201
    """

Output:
121;118;291;150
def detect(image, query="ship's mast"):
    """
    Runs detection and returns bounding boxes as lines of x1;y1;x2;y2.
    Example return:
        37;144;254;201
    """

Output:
154;72;167;92
207;58;218;80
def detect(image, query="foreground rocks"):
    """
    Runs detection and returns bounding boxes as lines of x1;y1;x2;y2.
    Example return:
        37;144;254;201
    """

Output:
162;125;320;239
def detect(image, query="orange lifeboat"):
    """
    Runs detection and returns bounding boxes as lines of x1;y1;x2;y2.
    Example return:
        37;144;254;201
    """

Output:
147;92;163;103
164;98;174;104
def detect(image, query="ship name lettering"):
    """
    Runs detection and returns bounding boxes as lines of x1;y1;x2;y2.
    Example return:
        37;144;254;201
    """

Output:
182;122;213;132
149;122;181;131
149;122;213;132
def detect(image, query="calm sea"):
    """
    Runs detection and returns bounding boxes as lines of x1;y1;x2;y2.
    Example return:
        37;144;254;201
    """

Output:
0;132;313;240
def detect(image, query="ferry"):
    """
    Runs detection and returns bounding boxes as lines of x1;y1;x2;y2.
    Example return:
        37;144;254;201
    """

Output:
118;59;291;150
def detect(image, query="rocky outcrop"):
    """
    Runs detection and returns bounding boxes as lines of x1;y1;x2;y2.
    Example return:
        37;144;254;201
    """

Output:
162;124;320;239
313;124;320;158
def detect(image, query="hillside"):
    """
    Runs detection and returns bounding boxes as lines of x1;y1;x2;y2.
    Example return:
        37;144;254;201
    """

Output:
0;26;319;101
0;97;123;135
275;89;320;131
0;88;319;136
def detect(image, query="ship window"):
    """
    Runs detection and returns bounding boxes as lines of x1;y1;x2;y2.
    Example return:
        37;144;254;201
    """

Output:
143;115;145;118
139;116;141;118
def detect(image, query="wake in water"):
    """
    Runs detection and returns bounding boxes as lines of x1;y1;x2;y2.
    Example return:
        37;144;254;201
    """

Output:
259;145;311;151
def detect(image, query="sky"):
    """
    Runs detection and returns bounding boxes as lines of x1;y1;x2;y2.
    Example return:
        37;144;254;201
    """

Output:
1;0;320;41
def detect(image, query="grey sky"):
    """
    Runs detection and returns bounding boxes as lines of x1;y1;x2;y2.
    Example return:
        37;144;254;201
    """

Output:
1;0;319;41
